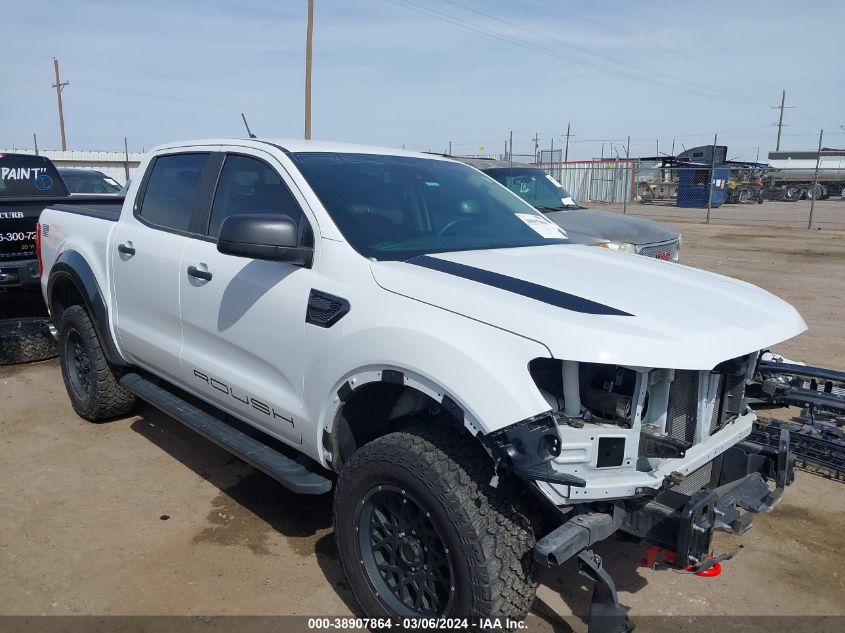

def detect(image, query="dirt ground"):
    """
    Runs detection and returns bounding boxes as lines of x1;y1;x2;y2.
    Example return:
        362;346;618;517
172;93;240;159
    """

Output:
0;222;843;631
593;197;845;231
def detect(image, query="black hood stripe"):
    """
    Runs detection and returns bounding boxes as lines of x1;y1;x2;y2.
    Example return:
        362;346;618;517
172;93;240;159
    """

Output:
408;255;633;317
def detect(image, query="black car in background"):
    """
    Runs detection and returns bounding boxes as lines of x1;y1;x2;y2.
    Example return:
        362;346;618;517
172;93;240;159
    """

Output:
0;154;121;289
57;168;122;195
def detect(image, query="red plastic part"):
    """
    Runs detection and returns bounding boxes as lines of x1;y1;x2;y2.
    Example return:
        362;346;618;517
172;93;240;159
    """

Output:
639;545;722;577
640;545;678;568
691;562;722;577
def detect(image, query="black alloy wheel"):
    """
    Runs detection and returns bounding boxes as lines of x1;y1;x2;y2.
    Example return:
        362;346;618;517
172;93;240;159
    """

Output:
64;329;92;400
356;484;455;616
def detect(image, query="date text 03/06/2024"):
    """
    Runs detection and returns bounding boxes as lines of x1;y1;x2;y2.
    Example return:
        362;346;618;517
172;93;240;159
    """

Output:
306;618;528;630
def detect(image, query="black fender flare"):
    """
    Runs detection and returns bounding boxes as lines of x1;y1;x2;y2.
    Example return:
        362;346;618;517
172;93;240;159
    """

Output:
47;250;128;366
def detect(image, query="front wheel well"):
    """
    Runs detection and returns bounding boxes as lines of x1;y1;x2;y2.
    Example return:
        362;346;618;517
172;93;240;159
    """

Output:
325;381;469;469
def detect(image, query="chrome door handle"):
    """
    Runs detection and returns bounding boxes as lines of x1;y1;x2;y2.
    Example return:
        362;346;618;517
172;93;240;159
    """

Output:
187;265;212;281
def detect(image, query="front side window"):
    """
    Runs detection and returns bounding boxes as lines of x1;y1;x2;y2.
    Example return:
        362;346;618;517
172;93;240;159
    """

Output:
138;153;208;232
483;168;578;210
290;153;568;261
208;154;304;238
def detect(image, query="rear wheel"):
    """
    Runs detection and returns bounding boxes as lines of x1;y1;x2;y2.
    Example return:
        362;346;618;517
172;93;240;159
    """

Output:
58;305;135;421
0;317;58;365
334;423;537;621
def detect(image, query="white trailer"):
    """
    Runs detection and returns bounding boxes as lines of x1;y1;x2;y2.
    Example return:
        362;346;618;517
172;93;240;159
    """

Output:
766;149;845;201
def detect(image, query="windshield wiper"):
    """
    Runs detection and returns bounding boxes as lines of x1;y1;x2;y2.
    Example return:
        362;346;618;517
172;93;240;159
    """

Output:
534;204;578;212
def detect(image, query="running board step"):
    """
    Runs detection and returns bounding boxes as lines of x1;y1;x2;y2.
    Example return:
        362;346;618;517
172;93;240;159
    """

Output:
120;372;332;495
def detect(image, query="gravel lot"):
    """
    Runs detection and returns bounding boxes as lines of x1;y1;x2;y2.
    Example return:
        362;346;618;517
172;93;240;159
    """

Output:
591;198;845;230
1;221;843;631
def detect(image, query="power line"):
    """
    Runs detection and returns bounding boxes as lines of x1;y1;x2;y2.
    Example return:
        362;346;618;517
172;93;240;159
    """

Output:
529;0;803;100
73;81;285;112
529;0;714;68
382;0;764;107
382;0;652;83
439;0;765;106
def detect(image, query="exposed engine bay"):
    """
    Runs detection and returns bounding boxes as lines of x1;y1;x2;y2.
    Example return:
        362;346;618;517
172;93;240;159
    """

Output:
510;354;760;502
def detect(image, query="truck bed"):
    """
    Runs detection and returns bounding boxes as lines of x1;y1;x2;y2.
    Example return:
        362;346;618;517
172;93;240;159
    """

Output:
50;201;123;222
1;196;123;263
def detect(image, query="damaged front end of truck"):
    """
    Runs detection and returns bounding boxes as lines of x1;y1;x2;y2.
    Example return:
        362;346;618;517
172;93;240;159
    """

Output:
485;353;794;633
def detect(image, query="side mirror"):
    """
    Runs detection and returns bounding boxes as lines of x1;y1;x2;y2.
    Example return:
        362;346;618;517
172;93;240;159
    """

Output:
217;213;313;267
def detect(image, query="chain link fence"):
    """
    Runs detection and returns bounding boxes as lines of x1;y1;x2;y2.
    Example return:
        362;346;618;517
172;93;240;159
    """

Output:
533;159;845;230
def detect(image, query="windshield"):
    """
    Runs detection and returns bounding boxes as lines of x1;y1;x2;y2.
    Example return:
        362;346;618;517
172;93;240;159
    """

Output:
61;172;122;194
291;153;568;261
482;167;578;210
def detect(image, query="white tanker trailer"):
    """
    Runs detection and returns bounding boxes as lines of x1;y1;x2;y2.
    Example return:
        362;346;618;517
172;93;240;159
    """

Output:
765;149;845;201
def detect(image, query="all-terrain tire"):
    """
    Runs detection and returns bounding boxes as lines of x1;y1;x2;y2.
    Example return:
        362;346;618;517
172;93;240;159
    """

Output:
0;317;58;365
334;423;537;622
57;305;135;421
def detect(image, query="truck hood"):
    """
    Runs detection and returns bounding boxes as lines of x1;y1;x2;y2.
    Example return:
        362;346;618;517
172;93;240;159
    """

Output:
370;245;806;370
543;207;679;245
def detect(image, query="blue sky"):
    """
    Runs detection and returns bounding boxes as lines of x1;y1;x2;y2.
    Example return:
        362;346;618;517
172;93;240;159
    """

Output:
1;0;842;161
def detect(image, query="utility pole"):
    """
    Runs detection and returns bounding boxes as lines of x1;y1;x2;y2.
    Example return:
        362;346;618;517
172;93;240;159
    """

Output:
622;135;630;213
563;122;571;162
771;90;794;151
706;133;718;224
33;133;39;156
304;0;315;140
808;129;823;230
448;141;452;155
532;132;540;163
509;130;513;170
52;57;69;151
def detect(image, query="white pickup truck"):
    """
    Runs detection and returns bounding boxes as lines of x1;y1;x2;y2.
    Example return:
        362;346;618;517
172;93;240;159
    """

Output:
38;138;805;631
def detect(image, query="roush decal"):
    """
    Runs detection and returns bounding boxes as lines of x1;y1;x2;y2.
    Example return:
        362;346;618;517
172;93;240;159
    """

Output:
407;255;633;317
193;369;295;428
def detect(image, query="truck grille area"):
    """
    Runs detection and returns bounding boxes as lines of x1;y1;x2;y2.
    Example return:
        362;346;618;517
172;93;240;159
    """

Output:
636;240;679;261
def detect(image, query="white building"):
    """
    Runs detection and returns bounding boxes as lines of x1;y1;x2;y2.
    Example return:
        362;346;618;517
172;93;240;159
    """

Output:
0;148;143;185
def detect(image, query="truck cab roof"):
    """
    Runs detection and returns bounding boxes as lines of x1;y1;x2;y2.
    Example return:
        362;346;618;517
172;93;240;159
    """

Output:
150;138;446;160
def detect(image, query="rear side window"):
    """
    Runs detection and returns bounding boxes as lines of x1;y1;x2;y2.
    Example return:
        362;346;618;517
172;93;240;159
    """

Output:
208;154;303;238
138;153;208;232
